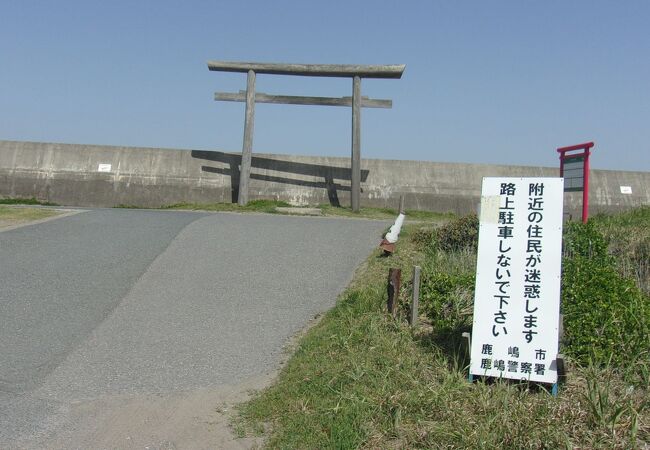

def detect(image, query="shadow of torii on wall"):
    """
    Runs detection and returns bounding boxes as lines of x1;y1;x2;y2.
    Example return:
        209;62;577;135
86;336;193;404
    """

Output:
191;150;370;207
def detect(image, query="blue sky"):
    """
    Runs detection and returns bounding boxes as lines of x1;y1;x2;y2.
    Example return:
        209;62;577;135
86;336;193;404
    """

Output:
1;1;648;171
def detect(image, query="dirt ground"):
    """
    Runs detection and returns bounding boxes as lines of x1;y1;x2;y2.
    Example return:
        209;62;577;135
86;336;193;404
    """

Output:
35;376;271;450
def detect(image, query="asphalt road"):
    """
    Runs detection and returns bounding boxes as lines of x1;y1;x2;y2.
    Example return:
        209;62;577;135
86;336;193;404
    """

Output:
0;208;385;447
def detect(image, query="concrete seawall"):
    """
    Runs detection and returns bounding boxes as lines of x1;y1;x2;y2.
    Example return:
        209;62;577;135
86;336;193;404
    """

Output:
1;140;648;215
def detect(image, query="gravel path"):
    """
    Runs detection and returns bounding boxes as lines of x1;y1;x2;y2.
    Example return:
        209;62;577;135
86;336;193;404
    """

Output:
0;209;385;448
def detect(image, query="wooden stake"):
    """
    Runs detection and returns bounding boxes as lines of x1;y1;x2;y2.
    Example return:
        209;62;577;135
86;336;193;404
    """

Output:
387;268;401;317
409;266;421;326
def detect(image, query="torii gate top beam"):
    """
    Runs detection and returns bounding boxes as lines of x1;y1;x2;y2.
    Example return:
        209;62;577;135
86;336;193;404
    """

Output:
207;61;405;79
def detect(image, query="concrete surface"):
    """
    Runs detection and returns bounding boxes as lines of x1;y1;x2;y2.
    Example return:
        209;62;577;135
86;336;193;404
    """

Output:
1;140;648;216
0;209;203;393
275;206;322;215
0;208;386;448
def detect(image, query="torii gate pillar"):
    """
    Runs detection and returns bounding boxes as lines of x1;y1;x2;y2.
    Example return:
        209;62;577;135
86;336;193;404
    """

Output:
351;76;362;212
239;70;256;206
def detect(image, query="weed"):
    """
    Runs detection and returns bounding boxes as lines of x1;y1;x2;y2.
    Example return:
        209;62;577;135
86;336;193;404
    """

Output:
161;199;290;213
593;207;650;295
0;197;58;206
319;204;451;223
429;213;479;253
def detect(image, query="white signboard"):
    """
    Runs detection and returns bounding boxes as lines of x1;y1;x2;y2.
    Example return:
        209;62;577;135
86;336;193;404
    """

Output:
97;163;112;172
620;186;632;194
470;177;564;384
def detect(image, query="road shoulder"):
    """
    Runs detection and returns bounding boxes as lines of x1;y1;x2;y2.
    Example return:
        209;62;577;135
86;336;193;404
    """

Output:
0;206;85;232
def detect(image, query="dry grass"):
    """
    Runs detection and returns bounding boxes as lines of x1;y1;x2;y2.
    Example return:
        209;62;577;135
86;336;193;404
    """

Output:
594;208;650;295
0;206;60;229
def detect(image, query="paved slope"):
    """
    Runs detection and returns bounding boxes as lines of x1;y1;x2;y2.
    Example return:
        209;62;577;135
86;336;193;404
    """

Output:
0;209;204;393
0;210;385;448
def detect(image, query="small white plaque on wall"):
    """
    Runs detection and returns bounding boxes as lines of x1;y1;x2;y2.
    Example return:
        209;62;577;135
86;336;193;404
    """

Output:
620;186;632;194
97;164;112;172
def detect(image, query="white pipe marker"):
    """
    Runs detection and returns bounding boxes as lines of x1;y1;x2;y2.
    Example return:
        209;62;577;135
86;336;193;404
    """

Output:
385;213;405;244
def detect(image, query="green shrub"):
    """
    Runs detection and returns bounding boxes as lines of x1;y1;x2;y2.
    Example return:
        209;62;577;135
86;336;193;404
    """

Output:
593;208;650;295
414;215;649;369
420;268;475;332
561;222;650;367
562;256;649;366
410;227;436;247
417;215;478;332
245;199;291;209
563;220;610;261
430;214;479;253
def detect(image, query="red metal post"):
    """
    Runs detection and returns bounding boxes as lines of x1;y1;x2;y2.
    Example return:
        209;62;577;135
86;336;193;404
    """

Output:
582;147;590;223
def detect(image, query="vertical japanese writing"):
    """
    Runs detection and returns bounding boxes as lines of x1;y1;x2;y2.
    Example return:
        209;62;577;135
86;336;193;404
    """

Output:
493;182;516;339
524;182;544;344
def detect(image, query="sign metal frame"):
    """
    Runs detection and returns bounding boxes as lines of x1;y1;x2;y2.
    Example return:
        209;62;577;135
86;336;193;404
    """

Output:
557;142;594;223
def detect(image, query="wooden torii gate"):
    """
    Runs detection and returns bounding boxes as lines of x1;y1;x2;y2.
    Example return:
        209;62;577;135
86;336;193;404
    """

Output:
207;61;405;212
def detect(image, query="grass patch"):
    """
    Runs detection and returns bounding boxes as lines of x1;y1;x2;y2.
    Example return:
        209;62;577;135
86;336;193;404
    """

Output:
235;215;649;448
116;199;292;214
162;199;292;214
319;204;453;223
0;197;57;206
117;200;452;223
0;205;60;226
